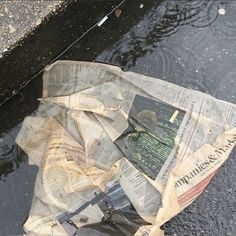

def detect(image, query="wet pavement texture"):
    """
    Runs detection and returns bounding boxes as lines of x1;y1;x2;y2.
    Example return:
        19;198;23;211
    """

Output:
0;0;62;55
0;0;236;235
0;0;124;105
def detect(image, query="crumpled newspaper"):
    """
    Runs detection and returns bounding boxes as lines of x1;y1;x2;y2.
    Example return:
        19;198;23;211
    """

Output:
16;61;236;236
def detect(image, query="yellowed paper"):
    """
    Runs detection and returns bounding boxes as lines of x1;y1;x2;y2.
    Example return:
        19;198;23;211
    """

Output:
16;61;236;236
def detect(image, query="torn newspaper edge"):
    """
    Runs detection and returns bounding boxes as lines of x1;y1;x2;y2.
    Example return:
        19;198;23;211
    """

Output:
16;61;236;236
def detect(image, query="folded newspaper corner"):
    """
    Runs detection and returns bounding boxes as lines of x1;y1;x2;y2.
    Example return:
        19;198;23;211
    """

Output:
16;61;236;236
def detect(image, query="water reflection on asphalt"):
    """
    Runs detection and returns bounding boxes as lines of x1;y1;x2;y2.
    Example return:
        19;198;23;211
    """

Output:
97;0;236;102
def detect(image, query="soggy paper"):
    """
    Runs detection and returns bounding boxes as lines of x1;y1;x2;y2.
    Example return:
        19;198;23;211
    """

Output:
16;61;236;236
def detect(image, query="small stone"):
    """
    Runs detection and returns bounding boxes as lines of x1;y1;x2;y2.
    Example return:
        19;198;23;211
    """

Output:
140;3;144;9
47;4;54;10
4;6;8;13
9;25;16;33
36;19;42;26
218;8;226;15
115;9;122;18
3;48;8;53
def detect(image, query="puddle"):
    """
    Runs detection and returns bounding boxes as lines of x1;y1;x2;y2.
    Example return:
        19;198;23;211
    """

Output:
0;0;236;235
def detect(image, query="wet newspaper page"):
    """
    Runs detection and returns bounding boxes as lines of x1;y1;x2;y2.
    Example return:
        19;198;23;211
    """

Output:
16;61;236;236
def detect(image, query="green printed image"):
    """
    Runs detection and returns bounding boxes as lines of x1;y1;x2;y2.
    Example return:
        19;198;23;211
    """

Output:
115;95;186;180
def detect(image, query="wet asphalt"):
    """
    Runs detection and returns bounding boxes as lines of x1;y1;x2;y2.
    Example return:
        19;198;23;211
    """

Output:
0;0;236;235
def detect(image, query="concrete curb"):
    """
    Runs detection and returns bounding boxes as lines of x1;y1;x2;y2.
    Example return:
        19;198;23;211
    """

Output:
0;0;124;105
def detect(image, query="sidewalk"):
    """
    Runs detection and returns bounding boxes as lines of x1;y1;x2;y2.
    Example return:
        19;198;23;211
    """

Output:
0;1;62;55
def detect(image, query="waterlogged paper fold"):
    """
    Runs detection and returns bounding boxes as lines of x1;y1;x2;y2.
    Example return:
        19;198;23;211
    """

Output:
16;61;236;236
